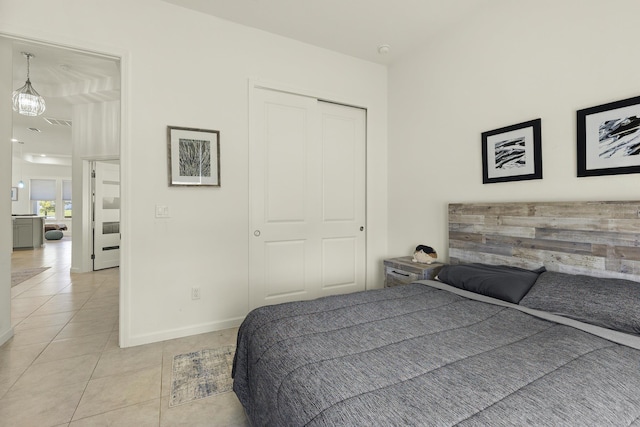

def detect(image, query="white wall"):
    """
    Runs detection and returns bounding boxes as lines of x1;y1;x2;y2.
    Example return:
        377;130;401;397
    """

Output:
0;37;14;346
388;0;640;260
73;101;120;160
0;0;388;347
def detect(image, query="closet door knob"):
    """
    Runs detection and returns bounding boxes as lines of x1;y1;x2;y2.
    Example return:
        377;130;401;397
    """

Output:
254;230;261;237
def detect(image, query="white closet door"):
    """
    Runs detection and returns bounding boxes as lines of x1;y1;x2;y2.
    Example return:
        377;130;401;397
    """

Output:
249;88;366;309
316;101;366;298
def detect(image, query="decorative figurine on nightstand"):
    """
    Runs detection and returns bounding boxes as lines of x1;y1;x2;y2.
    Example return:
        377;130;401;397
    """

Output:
412;245;438;264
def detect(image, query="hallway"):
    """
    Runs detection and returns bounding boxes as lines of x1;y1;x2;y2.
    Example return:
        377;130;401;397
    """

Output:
1;238;247;426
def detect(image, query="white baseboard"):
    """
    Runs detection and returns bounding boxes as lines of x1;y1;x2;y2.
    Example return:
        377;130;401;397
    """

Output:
121;317;245;348
0;326;14;347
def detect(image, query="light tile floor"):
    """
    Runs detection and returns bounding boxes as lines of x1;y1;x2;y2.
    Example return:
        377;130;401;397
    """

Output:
1;238;249;426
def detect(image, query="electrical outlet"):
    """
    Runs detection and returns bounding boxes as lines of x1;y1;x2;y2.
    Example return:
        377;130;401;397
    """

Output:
191;287;200;300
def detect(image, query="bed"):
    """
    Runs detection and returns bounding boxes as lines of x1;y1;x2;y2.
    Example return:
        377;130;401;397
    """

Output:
233;201;640;426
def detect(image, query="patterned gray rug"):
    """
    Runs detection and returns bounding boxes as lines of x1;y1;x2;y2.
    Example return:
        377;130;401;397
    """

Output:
169;345;236;407
11;267;50;287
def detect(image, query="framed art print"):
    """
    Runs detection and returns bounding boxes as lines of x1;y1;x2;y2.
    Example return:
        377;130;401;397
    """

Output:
167;126;220;186
481;118;542;184
577;95;640;177
11;187;18;201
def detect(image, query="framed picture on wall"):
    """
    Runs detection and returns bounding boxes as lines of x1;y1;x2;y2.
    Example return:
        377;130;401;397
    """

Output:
481;119;542;184
577;95;640;177
11;187;18;201
167;126;221;186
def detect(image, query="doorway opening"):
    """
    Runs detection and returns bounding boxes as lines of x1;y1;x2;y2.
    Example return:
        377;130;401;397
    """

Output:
7;37;121;271
5;35;123;343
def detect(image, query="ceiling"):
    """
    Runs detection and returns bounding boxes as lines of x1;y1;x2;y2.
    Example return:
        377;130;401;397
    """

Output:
162;0;498;64
10;40;120;166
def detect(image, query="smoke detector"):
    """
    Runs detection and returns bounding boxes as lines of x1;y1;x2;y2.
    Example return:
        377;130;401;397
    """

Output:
377;44;391;55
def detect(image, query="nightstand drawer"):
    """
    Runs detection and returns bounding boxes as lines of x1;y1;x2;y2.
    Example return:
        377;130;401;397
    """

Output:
384;267;420;287
383;257;444;288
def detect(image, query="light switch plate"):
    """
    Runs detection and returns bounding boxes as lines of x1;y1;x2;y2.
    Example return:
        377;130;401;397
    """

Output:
155;205;170;218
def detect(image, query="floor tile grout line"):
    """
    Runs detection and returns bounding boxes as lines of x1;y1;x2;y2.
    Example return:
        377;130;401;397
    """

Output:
68;342;103;424
70;358;164;422
9;280;59;327
70;397;162;425
159;351;169;423
48;280;106;344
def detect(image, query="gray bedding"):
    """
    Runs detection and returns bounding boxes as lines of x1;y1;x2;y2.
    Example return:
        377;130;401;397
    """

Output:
232;283;640;426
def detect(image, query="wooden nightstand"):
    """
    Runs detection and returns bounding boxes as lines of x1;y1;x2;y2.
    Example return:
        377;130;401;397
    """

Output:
383;256;444;288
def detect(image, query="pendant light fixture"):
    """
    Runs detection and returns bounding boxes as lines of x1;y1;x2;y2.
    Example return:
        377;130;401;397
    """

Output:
12;52;46;117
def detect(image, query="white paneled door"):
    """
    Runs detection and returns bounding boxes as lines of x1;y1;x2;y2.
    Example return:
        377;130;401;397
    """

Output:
92;161;120;270
249;88;366;309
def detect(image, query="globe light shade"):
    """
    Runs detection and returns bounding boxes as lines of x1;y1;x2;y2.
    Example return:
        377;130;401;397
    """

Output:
12;79;46;117
12;53;46;117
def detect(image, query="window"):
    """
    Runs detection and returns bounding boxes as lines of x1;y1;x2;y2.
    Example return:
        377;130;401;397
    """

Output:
37;200;56;218
63;180;72;218
30;179;56;219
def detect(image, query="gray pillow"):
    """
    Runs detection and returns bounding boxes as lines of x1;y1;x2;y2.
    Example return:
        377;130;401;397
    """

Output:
437;263;545;304
520;271;640;336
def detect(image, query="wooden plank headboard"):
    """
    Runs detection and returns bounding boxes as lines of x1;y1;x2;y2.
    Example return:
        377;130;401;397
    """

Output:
448;201;640;281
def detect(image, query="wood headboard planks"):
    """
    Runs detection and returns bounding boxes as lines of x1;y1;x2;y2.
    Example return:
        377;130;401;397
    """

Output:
448;201;640;280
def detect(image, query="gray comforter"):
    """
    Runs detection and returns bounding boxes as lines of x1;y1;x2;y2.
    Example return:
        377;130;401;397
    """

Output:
232;283;640;426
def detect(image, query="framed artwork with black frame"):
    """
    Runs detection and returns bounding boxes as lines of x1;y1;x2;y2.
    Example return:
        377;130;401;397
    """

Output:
481;118;542;184
167;126;220;186
577;95;640;177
